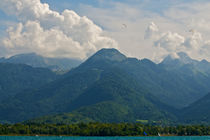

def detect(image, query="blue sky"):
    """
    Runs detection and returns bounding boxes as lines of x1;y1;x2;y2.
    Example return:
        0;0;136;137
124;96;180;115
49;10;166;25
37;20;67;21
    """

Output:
39;0;169;18
39;0;209;15
0;0;209;28
0;0;208;30
1;0;210;62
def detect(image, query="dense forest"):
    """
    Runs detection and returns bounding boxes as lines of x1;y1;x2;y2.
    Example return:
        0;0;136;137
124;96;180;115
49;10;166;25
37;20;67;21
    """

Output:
0;123;209;136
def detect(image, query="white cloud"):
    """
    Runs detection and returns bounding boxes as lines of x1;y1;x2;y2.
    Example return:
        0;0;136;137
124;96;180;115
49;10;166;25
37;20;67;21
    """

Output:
169;52;180;59
183;31;203;50
78;3;165;61
0;0;118;59
2;21;86;59
200;40;210;59
77;1;210;62
144;22;159;40
144;21;209;62
2;0;210;62
154;31;185;52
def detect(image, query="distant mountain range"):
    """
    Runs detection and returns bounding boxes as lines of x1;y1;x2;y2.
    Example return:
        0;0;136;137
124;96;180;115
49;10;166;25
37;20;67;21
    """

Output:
0;53;82;71
0;49;210;124
160;52;210;73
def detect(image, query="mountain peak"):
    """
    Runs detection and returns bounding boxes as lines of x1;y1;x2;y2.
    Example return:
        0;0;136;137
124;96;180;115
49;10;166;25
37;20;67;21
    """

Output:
200;59;209;64
88;48;127;62
160;54;180;65
177;52;194;64
161;52;198;65
177;52;188;58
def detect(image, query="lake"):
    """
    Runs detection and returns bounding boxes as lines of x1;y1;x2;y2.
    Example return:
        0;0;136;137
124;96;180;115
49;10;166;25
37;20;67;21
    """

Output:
0;136;210;140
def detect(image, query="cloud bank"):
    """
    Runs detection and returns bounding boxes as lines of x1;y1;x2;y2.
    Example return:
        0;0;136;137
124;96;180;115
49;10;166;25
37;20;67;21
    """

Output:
0;0;117;59
77;1;210;62
1;0;210;62
145;22;210;62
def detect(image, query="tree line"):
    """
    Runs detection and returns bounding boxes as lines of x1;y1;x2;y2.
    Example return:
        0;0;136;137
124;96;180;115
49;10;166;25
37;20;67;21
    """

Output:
0;123;209;136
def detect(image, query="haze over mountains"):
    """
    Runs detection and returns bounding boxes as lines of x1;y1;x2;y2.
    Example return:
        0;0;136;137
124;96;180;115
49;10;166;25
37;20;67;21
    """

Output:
161;52;210;74
0;53;82;71
0;48;210;124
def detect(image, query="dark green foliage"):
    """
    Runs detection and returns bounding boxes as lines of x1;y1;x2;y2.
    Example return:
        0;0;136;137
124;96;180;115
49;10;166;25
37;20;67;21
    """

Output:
180;93;210;124
25;113;94;124
0;66;176;123
0;67;103;122
0;123;209;136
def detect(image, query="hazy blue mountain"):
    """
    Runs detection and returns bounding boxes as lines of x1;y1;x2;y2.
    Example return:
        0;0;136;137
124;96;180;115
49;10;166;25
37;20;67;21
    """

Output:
195;59;210;74
0;53;82;71
160;52;197;69
0;63;58;101
160;52;210;73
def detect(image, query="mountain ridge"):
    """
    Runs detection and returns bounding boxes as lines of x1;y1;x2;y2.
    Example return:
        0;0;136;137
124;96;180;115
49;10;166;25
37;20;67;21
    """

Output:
0;48;210;124
0;53;82;71
160;52;210;74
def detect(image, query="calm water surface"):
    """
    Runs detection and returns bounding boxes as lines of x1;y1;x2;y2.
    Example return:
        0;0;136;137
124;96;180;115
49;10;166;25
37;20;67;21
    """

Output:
0;136;210;140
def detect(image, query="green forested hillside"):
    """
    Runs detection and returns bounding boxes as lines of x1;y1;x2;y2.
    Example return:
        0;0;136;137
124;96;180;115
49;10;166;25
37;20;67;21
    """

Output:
0;63;57;100
25;68;177;124
158;53;210;107
180;93;210;124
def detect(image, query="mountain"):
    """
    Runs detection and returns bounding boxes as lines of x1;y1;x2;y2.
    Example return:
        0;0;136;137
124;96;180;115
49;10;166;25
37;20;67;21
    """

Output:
0;53;82;71
160;52;198;71
0;63;58;101
0;49;177;123
25;68;177;124
0;48;210;124
180;93;210;124
161;52;198;66
160;52;210;73
196;59;210;74
158;52;210;107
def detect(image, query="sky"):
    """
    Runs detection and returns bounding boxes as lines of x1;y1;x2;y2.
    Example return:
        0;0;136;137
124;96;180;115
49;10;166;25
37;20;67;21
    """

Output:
1;0;210;62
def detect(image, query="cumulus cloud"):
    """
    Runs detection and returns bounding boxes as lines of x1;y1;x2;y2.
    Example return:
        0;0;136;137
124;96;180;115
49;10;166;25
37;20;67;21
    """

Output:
0;0;118;59
169;52;180;59
200;40;210;57
183;31;203;50
144;22;159;40
46;1;210;62
154;32;185;52
144;22;210;61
